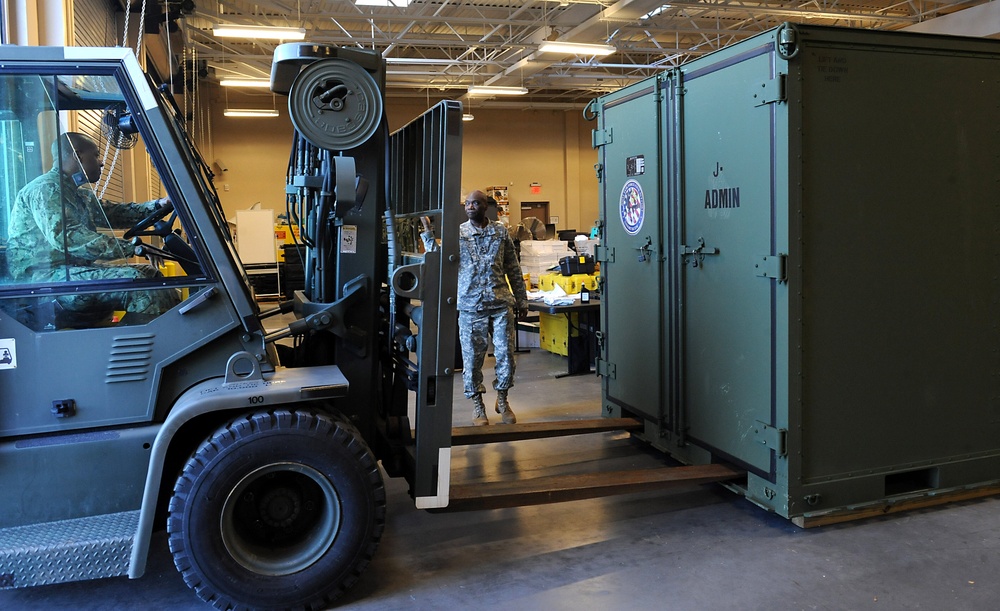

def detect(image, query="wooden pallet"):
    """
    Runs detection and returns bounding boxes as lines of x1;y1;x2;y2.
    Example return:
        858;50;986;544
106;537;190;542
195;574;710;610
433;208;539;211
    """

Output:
792;484;1000;528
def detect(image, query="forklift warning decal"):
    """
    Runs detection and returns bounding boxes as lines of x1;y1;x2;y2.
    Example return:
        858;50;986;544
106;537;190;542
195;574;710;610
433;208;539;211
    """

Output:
0;339;16;370
341;225;358;254
619;179;645;235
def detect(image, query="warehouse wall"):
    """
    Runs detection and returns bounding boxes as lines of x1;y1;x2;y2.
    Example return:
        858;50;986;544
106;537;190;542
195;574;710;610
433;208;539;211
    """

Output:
207;90;599;233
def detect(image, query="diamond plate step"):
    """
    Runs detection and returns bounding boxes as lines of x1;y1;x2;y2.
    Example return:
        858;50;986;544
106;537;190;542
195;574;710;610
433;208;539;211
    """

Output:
0;510;139;589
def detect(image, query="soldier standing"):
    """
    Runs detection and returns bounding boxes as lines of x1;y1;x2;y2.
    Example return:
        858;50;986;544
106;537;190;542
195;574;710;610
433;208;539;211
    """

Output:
422;190;528;425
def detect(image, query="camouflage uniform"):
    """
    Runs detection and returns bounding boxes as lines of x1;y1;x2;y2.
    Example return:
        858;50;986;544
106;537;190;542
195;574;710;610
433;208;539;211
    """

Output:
7;167;177;316
423;219;528;398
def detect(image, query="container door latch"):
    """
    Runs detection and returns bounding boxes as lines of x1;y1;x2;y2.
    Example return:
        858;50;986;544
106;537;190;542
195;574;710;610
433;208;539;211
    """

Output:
636;236;655;262
681;237;719;267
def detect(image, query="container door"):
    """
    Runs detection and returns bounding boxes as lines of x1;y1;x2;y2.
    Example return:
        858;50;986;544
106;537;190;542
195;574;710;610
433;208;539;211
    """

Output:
679;48;778;475
596;81;662;421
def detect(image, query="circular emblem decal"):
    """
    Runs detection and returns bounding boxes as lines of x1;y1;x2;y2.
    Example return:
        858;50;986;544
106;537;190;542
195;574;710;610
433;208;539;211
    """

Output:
619;179;644;235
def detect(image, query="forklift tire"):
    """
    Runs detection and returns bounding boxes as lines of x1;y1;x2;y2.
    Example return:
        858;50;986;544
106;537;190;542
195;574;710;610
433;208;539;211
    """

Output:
167;409;386;610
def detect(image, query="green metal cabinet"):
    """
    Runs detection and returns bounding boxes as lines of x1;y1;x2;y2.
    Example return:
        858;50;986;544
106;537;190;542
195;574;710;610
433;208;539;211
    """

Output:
595;24;1000;521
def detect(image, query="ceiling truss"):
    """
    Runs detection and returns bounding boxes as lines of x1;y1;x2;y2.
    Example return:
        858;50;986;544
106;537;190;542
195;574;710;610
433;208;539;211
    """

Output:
154;0;990;107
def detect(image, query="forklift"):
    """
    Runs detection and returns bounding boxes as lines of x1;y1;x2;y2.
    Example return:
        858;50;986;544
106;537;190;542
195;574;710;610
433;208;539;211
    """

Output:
0;42;464;609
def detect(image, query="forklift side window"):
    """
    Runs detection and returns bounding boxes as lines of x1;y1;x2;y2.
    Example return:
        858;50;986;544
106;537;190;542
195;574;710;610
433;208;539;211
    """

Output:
0;73;195;330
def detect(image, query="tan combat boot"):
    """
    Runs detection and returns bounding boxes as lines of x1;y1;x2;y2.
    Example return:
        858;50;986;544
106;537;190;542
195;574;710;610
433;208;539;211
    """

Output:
495;390;517;424
472;394;489;426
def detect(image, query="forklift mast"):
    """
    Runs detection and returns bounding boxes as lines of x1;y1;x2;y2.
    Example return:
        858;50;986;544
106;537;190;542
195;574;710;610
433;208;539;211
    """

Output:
266;42;463;507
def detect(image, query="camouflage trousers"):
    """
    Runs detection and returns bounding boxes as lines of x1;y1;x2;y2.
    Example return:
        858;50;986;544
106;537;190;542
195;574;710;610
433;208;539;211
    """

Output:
28;264;180;316
459;307;517;399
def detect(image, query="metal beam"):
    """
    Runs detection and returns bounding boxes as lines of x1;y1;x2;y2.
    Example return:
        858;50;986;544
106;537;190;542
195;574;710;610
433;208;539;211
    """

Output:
176;0;997;104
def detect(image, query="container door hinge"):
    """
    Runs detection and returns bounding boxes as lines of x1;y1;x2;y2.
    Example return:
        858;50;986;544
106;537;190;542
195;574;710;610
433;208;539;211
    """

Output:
753;254;786;281
594;245;614;264
592;127;613;148
753;420;787;456
596;358;616;378
753;73;786;107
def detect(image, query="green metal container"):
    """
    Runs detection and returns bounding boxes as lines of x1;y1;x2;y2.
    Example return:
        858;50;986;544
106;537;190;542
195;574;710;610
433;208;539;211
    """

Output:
593;24;1000;522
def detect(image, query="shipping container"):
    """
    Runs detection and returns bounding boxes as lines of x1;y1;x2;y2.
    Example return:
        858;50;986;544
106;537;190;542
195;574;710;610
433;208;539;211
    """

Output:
593;23;1000;524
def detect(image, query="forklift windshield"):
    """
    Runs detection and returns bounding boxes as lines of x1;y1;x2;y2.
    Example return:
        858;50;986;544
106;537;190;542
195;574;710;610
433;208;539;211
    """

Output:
0;68;214;330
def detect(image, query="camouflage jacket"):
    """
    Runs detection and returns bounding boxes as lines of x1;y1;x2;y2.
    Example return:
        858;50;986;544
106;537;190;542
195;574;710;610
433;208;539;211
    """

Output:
7;167;158;279
423;219;527;313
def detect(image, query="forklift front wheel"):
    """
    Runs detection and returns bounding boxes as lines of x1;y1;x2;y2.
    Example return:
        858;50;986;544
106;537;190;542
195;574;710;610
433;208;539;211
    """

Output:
167;409;386;610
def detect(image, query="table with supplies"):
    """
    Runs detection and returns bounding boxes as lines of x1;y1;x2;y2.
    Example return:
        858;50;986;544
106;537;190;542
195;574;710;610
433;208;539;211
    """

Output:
528;298;600;377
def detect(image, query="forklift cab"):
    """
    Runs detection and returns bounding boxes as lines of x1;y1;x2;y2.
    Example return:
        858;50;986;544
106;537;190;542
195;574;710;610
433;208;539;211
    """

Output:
0;48;266;441
0;64;210;331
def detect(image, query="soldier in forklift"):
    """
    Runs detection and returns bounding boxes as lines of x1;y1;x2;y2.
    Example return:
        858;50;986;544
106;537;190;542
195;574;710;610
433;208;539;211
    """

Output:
421;189;529;426
7;132;178;322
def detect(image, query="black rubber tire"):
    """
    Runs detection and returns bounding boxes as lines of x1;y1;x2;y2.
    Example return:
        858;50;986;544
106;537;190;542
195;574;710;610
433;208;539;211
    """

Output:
167;409;385;610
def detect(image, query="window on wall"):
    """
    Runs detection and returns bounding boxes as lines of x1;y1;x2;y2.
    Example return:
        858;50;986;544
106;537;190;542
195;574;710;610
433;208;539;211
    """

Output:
75;0;142;206
74;0;120;48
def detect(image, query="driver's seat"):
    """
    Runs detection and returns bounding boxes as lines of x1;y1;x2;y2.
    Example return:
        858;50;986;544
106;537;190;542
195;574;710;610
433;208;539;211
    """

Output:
164;231;203;276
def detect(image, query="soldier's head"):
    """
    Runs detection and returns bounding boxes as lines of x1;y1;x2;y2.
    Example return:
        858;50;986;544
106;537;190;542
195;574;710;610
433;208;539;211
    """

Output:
464;189;489;226
53;132;103;184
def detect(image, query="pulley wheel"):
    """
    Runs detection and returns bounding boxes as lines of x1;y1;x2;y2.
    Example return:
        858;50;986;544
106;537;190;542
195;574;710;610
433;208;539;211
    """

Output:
288;58;383;151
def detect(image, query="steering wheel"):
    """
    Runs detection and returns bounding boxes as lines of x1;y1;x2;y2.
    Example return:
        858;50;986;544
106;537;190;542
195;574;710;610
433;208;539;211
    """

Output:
125;201;204;275
124;201;175;239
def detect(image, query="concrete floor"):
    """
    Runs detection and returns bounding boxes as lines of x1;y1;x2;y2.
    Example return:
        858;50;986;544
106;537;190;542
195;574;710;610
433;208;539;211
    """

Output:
2;348;999;610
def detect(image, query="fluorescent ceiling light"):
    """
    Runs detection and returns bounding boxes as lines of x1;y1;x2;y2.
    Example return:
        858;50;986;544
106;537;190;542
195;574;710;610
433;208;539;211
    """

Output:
385;57;460;65
213;25;306;40
356;0;411;5
462;113;475;121
538;41;616;56
220;79;271;88
467;85;528;96
224;108;280;117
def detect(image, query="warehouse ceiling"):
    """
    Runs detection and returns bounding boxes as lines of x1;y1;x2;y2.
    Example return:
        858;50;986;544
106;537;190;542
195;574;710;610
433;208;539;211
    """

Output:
156;0;993;108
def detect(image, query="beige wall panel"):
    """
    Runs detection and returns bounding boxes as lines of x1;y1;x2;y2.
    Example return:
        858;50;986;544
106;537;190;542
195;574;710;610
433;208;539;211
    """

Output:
209;91;598;233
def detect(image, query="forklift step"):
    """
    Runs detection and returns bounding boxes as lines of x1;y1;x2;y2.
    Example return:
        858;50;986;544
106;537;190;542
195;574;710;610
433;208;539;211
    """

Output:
0;510;139;589
444;463;745;511
450;417;643;446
